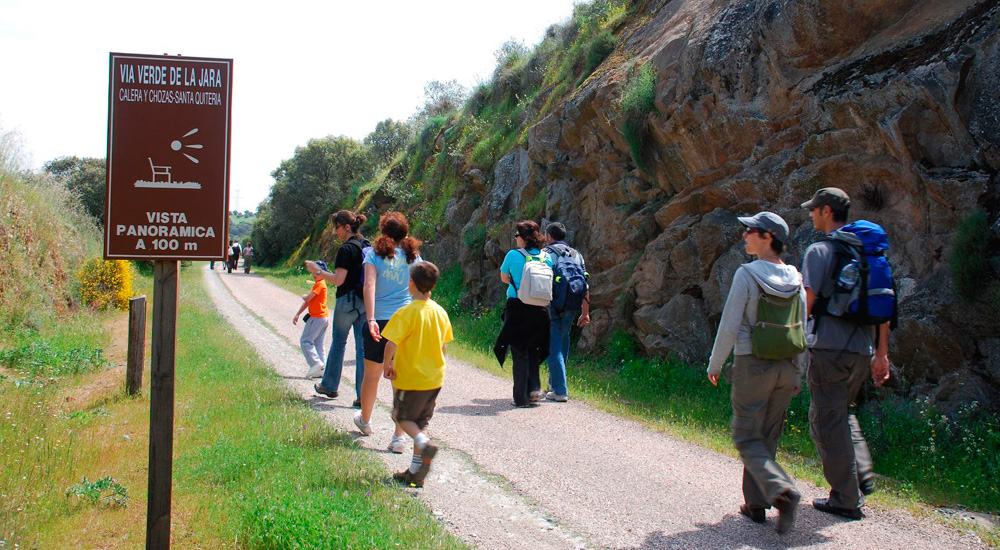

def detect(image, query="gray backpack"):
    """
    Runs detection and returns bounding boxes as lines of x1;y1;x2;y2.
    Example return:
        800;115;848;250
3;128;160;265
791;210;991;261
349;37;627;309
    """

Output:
512;249;553;306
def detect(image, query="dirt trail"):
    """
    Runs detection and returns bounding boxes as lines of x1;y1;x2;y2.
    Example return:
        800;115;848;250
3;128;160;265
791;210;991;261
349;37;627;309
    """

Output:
204;266;987;550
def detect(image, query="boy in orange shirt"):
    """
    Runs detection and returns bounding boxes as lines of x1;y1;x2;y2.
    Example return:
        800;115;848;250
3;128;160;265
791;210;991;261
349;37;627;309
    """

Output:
294;260;331;379
382;261;453;488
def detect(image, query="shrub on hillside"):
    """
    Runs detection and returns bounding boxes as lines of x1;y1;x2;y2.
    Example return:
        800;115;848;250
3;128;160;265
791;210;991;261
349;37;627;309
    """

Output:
949;210;997;302
619;63;658;170
582;31;616;82
77;258;133;310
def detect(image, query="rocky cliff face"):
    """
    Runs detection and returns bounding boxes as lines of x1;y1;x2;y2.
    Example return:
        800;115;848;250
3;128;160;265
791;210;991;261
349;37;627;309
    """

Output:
436;0;1000;412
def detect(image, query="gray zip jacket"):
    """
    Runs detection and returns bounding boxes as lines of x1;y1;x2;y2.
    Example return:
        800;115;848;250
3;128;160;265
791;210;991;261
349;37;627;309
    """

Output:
707;260;807;377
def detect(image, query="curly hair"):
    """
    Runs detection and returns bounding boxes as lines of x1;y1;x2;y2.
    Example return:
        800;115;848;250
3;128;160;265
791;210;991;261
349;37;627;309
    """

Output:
332;210;366;234
514;220;545;250
373;211;421;263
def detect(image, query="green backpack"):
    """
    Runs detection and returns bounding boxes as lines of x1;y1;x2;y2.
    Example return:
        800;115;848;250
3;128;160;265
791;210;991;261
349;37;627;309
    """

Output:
751;284;807;360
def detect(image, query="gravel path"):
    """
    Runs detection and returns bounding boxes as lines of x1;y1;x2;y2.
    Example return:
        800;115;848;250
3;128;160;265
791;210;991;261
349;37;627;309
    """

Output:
204;266;987;549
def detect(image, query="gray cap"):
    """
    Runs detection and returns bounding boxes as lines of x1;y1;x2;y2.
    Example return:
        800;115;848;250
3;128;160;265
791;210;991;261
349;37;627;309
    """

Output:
801;187;850;210
737;212;789;242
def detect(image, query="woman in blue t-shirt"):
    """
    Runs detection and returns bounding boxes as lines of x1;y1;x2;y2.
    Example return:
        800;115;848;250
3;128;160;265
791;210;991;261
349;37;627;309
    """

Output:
497;220;552;408
354;212;421;447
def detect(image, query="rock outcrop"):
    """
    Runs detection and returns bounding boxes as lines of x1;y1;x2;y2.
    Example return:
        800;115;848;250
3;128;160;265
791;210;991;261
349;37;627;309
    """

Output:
435;0;1000;412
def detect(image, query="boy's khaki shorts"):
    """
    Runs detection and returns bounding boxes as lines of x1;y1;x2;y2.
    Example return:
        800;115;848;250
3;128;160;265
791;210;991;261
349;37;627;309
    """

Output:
392;387;442;430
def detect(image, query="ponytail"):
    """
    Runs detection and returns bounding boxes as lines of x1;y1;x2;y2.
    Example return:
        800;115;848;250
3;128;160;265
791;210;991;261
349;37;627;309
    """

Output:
373;211;421;262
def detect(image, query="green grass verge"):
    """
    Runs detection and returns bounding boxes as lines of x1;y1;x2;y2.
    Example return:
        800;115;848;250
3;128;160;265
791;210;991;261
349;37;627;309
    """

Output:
173;267;465;549
1;265;465;549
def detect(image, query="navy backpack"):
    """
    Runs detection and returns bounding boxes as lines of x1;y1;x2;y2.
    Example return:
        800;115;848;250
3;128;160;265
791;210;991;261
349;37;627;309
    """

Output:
545;243;589;313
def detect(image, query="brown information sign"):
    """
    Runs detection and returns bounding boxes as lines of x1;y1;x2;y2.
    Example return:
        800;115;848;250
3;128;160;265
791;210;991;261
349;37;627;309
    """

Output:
105;53;233;260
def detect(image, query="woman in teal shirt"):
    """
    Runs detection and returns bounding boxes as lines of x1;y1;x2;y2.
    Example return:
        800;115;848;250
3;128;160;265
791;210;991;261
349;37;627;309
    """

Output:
498;220;552;407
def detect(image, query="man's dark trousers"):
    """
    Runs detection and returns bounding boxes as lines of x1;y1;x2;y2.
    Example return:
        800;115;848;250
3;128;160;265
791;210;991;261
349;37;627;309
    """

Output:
808;348;875;510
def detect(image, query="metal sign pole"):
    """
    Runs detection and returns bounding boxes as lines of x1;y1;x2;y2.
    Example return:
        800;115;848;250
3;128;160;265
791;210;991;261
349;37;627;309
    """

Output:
146;260;179;550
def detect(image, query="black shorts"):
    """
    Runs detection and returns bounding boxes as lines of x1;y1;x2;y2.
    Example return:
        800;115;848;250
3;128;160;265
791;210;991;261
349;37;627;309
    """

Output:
362;319;390;363
391;388;441;430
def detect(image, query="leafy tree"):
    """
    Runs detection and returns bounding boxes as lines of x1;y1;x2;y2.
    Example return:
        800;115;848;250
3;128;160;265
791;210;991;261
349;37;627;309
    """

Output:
44;156;106;225
252;136;372;265
421;80;468;118
364;119;412;168
250;199;281;264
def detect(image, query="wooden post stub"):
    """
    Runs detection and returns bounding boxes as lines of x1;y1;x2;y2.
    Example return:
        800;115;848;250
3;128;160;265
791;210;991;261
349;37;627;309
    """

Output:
126;295;147;396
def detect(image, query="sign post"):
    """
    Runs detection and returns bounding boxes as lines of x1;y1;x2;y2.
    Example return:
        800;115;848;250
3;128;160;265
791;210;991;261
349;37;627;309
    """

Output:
105;52;232;550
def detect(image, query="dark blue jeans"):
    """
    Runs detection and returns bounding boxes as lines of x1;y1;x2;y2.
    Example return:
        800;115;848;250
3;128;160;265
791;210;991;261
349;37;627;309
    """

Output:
320;294;366;399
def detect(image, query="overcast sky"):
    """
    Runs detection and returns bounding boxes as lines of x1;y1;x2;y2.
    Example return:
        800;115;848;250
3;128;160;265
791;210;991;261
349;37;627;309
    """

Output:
0;0;578;211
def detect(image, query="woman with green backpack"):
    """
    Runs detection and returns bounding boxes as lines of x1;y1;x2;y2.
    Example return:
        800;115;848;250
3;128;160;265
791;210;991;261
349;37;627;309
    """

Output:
706;211;806;535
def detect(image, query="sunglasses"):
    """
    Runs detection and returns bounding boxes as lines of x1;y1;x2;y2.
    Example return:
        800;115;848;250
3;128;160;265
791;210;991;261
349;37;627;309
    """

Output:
513;232;522;239
743;227;765;236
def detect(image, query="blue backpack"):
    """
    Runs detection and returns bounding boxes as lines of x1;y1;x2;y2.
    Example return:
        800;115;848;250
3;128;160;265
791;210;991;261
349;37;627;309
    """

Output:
545;243;589;313
817;220;896;326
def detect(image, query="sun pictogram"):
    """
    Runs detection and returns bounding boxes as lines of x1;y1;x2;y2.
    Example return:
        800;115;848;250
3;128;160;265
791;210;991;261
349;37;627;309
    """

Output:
171;128;203;163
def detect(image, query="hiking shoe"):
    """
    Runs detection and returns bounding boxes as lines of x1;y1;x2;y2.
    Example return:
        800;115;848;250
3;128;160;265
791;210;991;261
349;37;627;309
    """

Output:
812;498;863;520
860;478;875;496
353;412;373;436
392;469;419;487
774;490;801;534
545;391;568;402
314;384;338;398
529;390;543;402
305;363;324;379
411;443;437;487
351;398;362;408
387;435;407;454
739;504;766;523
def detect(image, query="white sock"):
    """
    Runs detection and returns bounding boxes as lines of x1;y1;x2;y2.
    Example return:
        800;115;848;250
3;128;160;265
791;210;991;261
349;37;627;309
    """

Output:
414;433;429;450
409;454;421;474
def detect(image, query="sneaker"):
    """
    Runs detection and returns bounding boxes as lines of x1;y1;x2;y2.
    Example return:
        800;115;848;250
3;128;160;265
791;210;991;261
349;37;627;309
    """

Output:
351;398;362;408
739;504;766;524
314;384;338;398
387;435;407;454
774;490;801;534
353;412;373;436
545;391;568;402
411;443;437;487
305;363;324;379
529;390;543;402
812;498;863;520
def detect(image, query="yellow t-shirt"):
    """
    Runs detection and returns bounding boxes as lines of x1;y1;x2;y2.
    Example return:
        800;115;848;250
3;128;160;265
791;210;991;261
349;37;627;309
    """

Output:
308;280;329;318
382;298;453;391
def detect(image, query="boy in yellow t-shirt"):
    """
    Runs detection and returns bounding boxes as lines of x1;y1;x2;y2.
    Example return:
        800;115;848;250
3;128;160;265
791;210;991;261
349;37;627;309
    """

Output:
381;261;453;488
293;260;331;380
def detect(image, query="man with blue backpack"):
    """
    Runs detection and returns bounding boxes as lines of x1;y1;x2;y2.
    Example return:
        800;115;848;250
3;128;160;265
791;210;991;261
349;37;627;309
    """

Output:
542;222;591;402
801;187;893;521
